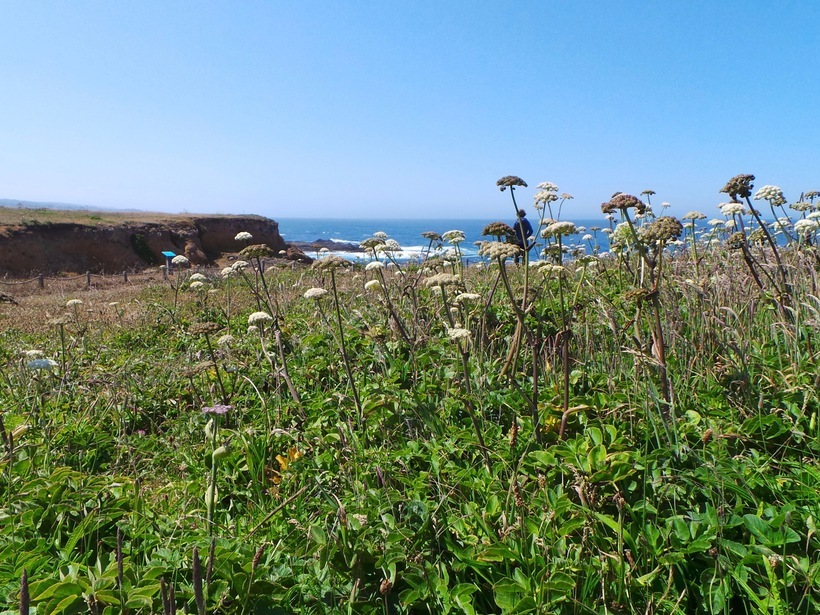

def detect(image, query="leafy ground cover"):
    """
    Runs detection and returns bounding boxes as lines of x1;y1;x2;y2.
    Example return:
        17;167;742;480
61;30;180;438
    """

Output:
1;178;819;614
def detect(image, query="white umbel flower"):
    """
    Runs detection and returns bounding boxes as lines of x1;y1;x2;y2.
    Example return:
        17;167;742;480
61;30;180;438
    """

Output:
248;311;273;325
303;287;329;300
365;261;385;270
364;280;381;291
235;231;253;242
171;255;190;266
446;327;471;341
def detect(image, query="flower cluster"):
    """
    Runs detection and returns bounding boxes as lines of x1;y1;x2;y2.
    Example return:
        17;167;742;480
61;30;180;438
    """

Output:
240;244;274;259
541;221;577;238
188;322;222;335
794;218;819;236
754;185;786;206
424;273;462;288
477;241;521;260
171;255;190;267
682;211;707;221
248;311;273;325
720;202;748;217
446;327;471;342
496;175;528;191
601;193;647;215
640;216;683;243
364;280;381;291
442;230;465;244
234;231;253;242
303;287;329;300
312;255;351;271
481;221;514;238
202;404;232;415
720;174;755;200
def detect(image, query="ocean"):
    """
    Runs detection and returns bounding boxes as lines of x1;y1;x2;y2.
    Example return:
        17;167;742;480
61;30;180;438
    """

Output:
276;217;615;261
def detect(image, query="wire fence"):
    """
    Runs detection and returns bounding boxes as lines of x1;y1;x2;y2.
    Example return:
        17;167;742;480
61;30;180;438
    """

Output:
0;258;299;298
0;269;169;297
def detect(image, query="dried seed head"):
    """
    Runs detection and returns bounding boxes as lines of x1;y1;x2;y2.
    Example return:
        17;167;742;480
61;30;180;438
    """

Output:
720;174;755;200
496;175;528;191
482;221;515;238
601;193;646;215
240;244;275;259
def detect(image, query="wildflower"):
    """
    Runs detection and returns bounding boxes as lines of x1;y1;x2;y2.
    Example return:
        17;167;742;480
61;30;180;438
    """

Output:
172;255;190;266
380;239;401;252
303;287;329;299
790;201;815;212
720;202;747;217
248;311;273;325
640;216;683;243
221;267;235;278
601;193;647;215
536;181;558;192
533;190;559;205
582;234;593;241
455;292;481;302
442;230;465;244
720;174;755;200
319;247;329;254
482;221;515;238
232;260;250;271
202;404;232;415
682;211;707;221
240;244;274;259
217;334;235;346
190;273;208;282
247;325;259;334
478;241;521;260
188;281;206;290
754;185;786;206
235;231;253;242
188;322;222;335
794;218;820;235
425;273;462;288
542;221;578;238
373;231;388;239
496;175;528;191
446;327;471;341
707;218;724;227
312;255;351;271
66;299;83;307
23;350;44;358
27;358;58;370
364;280;381;291
360;237;385;251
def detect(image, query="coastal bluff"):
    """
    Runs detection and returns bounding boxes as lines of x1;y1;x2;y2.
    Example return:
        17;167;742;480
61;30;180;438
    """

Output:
0;209;294;276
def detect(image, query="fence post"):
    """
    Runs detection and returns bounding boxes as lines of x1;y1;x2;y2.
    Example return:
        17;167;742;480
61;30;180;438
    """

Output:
123;272;128;283
86;271;91;287
38;274;45;289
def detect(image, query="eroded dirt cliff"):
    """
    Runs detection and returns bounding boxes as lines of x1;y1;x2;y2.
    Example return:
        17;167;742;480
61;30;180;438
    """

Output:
0;211;292;275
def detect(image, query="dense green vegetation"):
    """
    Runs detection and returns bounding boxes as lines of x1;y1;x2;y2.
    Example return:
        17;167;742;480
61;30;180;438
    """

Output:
1;178;819;614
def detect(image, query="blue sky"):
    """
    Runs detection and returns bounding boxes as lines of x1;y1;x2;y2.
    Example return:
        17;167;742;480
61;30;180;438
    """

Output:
1;1;818;220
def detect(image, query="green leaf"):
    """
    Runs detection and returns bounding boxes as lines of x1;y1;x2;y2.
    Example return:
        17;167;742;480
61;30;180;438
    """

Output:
743;514;774;545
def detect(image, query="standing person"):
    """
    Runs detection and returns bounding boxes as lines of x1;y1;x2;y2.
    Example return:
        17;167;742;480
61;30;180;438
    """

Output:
512;209;534;264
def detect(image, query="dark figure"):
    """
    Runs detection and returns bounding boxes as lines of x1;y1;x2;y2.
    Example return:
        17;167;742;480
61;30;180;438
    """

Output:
512;209;534;264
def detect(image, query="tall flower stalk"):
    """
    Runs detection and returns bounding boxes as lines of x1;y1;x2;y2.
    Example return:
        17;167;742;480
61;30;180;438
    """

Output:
311;257;363;425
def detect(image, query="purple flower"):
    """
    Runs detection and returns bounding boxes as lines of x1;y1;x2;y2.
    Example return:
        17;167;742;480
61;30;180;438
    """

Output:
202;404;232;415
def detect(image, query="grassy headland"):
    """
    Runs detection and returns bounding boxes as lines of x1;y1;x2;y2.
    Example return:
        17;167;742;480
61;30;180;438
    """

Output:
1;185;819;613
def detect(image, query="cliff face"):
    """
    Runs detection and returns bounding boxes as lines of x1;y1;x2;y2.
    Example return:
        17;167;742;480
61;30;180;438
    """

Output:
0;214;289;276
